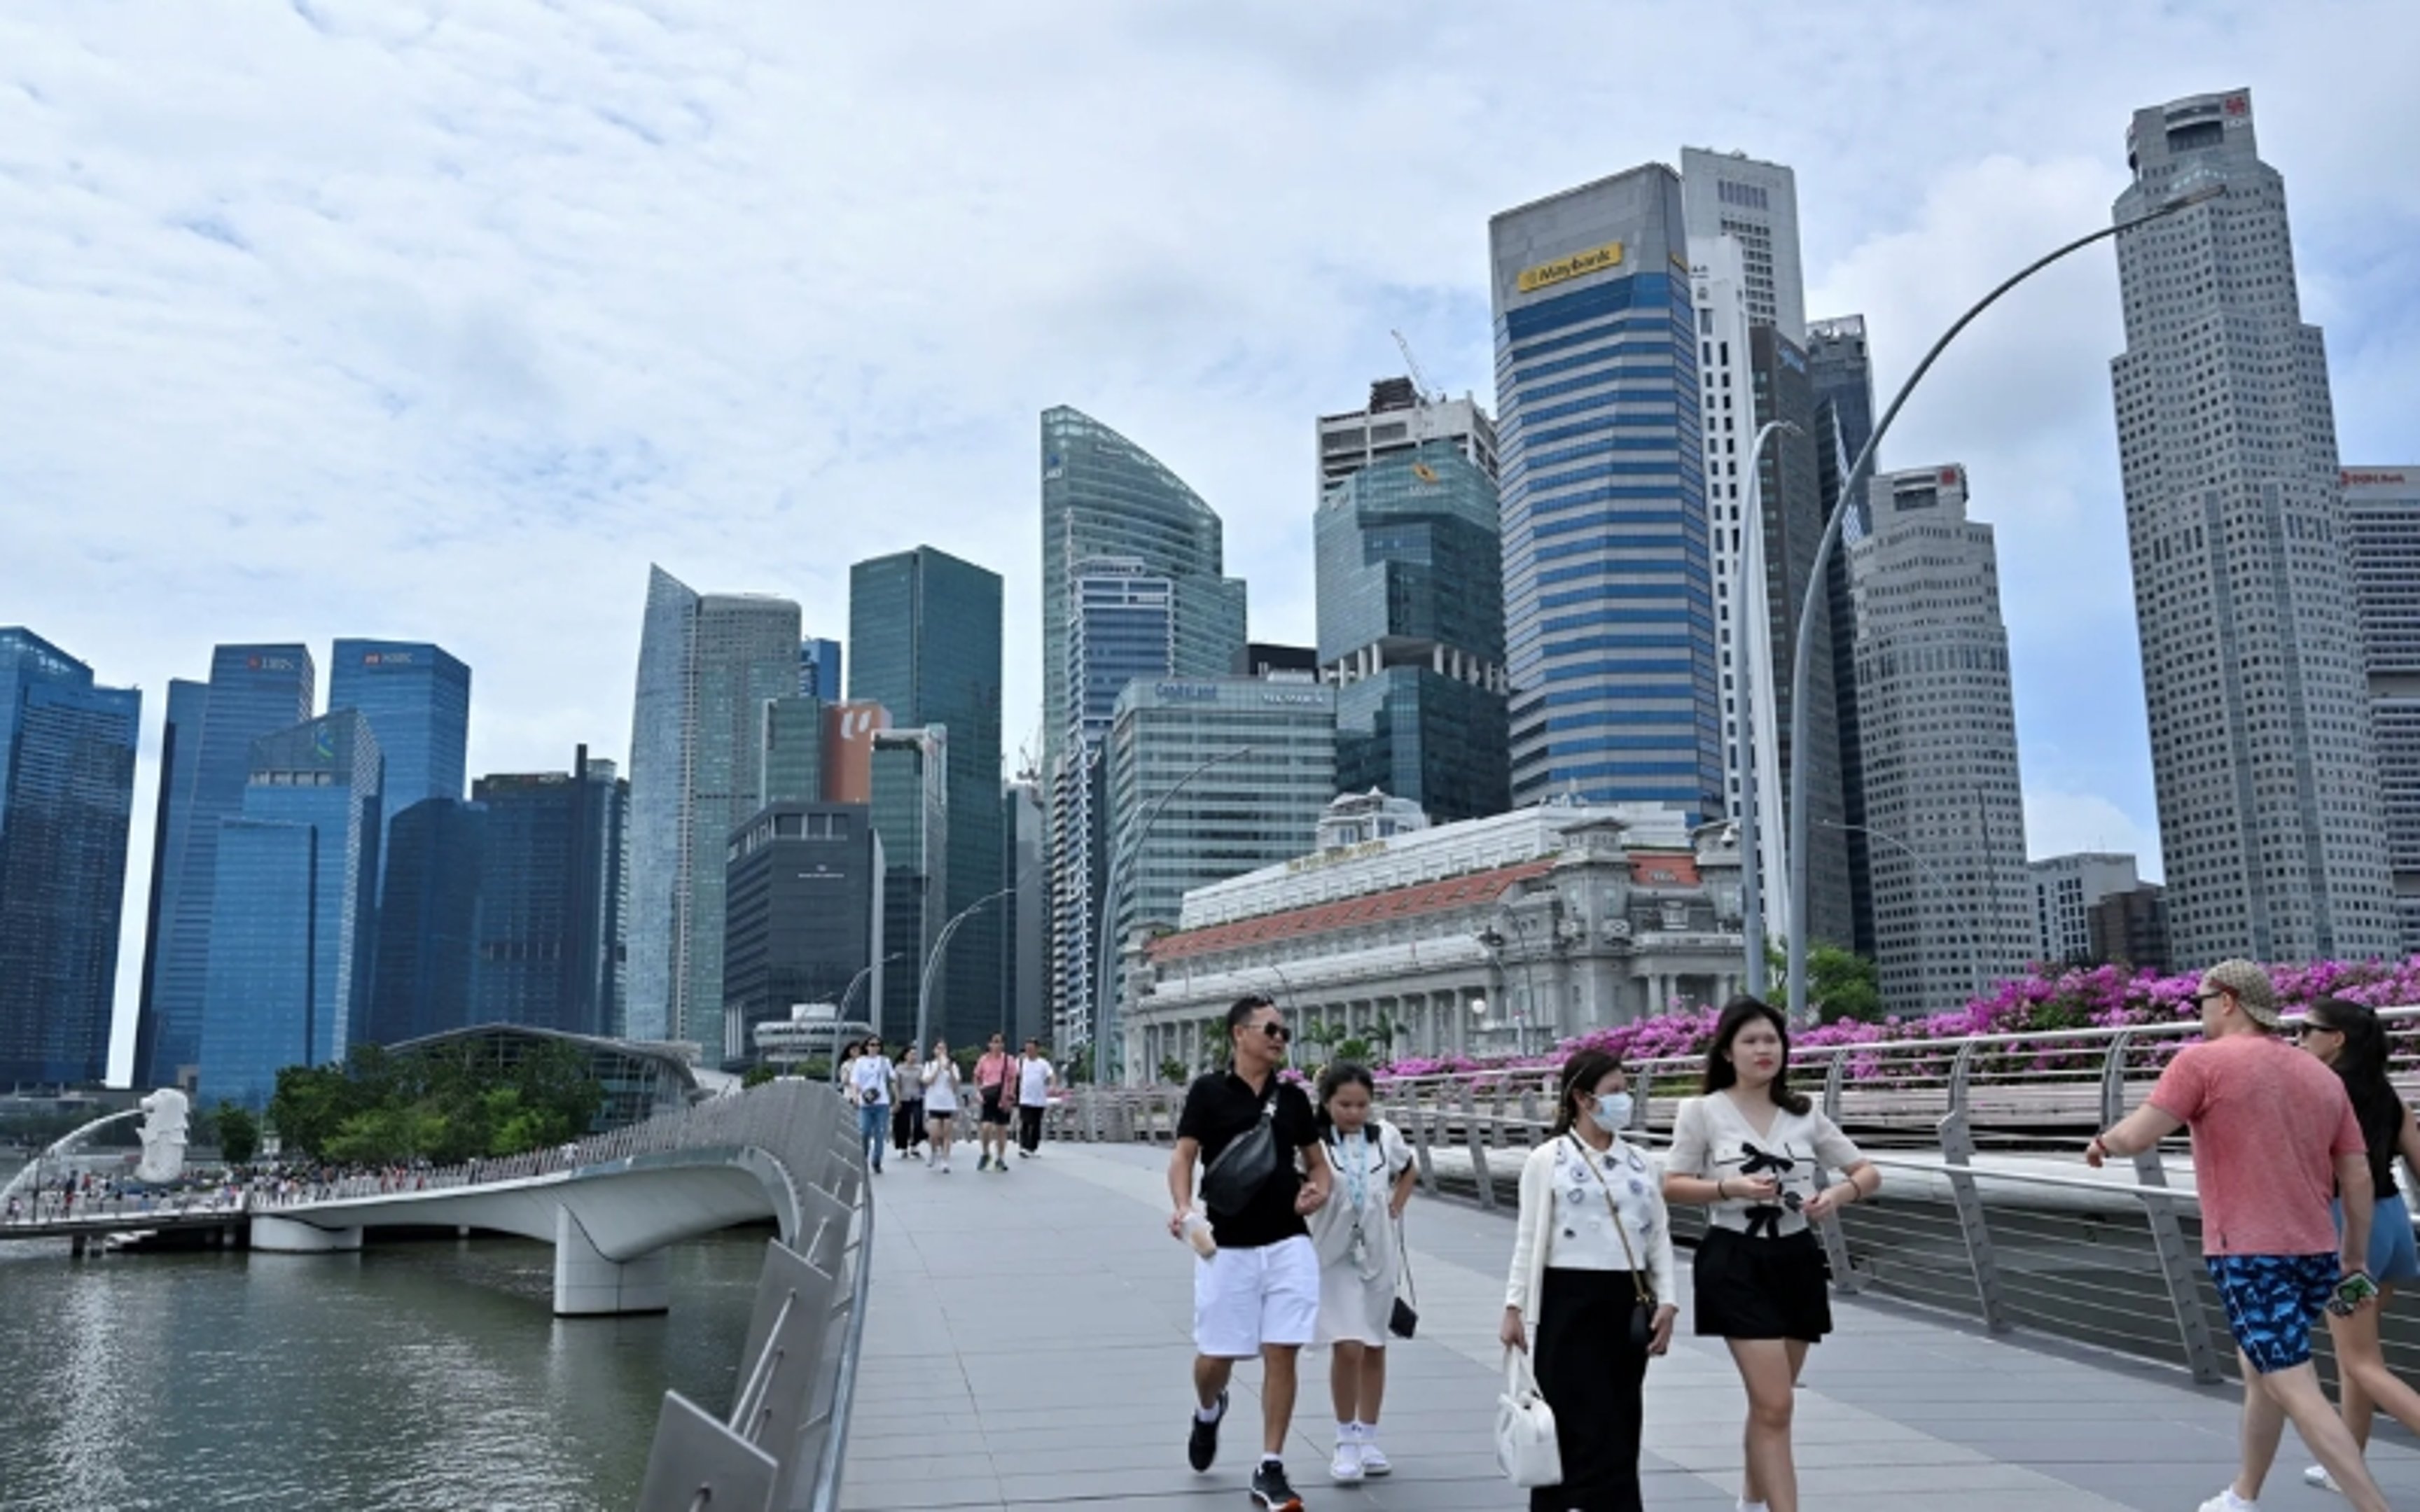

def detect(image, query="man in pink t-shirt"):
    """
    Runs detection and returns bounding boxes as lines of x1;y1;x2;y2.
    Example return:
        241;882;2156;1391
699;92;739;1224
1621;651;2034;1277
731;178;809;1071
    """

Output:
2089;960;2387;1512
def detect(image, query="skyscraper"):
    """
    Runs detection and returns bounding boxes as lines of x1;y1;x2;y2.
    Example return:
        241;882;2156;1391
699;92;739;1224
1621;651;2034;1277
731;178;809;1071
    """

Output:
136;643;314;1090
471;750;629;1037
197;710;383;1107
366;797;486;1046
327;638;470;821
1680;147;1807;344
1851;466;2033;1015
2029;853;2142;965
1807;314;1881;957
2342;466;2420;950
851;547;1004;1049
722;801;880;1067
1491;166;1720;818
0;630;140;1087
626;567;802;1047
800;638;843;701
2110;90;2400;965
1003;777;1048;1046
1317;378;1499;489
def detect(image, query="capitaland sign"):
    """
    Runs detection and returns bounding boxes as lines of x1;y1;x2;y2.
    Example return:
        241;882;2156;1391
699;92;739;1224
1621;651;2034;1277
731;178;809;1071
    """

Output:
1515;240;1624;294
2344;470;2411;487
1154;682;1220;702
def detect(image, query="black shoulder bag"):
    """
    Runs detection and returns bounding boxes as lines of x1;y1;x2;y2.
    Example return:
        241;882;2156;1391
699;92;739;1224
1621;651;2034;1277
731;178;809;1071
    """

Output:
1199;1091;1280;1216
1568;1134;1657;1349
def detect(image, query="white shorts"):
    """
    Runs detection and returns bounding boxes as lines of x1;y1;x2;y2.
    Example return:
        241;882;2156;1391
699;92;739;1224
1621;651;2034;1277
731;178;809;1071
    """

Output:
1193;1235;1321;1359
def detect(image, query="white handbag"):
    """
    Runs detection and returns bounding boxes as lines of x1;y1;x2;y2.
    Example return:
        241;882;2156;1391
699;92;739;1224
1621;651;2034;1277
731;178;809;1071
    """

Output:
1495;1346;1562;1489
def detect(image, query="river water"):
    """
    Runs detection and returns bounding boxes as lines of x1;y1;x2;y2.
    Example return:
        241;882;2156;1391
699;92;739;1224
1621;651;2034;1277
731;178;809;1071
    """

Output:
0;1222;763;1512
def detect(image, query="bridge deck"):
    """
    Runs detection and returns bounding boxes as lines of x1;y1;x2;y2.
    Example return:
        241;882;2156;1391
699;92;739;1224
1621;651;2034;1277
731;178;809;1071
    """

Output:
842;1142;2420;1511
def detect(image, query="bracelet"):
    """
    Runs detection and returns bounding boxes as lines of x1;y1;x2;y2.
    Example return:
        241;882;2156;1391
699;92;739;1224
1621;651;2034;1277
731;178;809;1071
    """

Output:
1715;1177;1729;1200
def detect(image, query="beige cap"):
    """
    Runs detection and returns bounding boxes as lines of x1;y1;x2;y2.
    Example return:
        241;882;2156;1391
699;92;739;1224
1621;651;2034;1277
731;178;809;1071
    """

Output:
2200;959;2280;1028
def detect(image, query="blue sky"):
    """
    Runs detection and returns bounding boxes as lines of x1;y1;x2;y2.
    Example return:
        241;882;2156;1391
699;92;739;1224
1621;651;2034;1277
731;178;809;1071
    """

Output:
3;1;2416;1077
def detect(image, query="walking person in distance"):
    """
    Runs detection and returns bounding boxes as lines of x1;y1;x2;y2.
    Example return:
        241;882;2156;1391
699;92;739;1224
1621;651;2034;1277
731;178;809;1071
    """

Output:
891;1043;927;1164
1663;997;1878;1512
974;1032;1015;1172
1502;1049;1677;1512
1015;1038;1057;1157
1307;1062;1417;1485
922;1039;964;1174
849;1037;893;1176
1168;995;1333;1511
2087;960;2389;1512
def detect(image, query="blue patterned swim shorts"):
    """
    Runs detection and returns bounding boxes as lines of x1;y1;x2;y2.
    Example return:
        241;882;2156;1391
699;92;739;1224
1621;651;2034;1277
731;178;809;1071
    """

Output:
2205;1252;2339;1374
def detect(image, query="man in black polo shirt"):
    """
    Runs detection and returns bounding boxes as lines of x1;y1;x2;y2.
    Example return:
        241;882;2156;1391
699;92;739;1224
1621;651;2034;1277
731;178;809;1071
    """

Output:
1168;995;1331;1512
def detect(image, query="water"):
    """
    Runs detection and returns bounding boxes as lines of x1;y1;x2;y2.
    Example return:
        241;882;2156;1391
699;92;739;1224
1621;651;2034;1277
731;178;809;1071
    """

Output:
0;1224;766;1512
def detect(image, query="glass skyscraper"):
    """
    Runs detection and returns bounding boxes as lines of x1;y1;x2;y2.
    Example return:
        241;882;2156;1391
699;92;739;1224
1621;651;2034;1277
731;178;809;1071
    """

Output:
471;750;629;1037
136;643;314;1090
197;710;383;1107
1489;166;1720;819
800;638;842;701
0;629;140;1087
366;797;487;1046
1807;314;1880;957
328;639;470;881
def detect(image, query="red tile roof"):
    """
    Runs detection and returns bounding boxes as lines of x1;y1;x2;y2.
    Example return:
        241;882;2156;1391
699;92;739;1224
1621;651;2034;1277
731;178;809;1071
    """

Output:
1148;859;1557;965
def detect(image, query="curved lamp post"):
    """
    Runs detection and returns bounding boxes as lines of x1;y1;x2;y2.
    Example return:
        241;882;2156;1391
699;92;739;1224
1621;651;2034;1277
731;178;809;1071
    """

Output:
1783;177;2226;1025
915;888;1017;1057
1730;418;1803;999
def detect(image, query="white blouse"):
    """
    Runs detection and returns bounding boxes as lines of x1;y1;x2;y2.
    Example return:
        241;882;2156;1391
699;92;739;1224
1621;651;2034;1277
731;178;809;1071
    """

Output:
1505;1133;1677;1314
1666;1093;1864;1238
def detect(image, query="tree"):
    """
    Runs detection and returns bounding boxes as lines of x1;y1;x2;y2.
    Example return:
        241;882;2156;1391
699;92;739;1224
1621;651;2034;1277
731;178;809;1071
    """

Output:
1157;1056;1188;1085
214;1102;261;1166
743;1062;779;1088
1758;941;1884;1024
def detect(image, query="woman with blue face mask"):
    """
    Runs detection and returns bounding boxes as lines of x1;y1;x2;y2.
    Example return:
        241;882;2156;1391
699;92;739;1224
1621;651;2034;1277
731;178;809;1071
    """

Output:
1501;1049;1678;1512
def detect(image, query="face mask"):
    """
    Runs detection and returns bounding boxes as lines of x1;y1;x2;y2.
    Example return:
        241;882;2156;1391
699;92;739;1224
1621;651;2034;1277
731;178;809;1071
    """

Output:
1594;1092;1634;1130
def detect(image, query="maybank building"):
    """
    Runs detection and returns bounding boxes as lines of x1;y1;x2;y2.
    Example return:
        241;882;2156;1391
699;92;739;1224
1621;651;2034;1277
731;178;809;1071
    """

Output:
1489;165;1720;820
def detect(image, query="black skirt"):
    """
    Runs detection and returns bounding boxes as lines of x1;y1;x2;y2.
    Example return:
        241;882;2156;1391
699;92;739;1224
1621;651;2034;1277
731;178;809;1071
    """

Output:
1692;1226;1833;1341
1530;1267;1648;1512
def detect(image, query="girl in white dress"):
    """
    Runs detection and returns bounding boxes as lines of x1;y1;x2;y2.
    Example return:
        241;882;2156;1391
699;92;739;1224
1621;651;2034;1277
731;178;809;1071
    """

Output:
921;1039;963;1172
1307;1063;1416;1485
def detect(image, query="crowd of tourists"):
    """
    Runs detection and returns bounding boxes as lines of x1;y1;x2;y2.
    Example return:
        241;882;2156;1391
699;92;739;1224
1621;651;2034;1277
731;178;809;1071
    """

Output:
837;1031;1057;1176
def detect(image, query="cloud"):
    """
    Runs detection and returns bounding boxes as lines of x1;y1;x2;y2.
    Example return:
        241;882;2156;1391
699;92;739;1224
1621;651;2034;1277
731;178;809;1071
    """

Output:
2024;788;2162;880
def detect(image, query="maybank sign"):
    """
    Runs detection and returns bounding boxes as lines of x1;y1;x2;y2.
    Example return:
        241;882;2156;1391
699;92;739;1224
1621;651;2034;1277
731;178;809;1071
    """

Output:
1515;240;1624;294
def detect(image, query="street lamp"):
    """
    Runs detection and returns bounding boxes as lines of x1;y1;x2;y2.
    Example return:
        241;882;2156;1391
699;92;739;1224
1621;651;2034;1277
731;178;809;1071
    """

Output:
1727;419;1802;1000
916;888;1017;1058
1783;178;2226;1025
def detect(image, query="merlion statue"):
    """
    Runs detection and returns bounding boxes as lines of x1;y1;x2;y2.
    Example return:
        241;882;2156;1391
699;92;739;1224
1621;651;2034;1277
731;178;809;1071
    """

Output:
134;1089;190;1184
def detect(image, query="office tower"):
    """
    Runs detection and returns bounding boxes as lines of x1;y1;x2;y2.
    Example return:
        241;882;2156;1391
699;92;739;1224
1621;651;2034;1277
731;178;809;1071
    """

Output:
1680;147;1805;344
0;630;139;1087
800;638;843;701
868;724;945;1040
2028;853;2141;965
626;566;802;1047
1316;436;1509;822
1851;467;2033;1015
2344;467;2420;950
2110;90;2400;966
1003;778;1047;1046
366;798;486;1045
132;678;207;1088
471;750;629;1037
1318;377;1499;490
135;643;314;1090
1807;314;1881;957
760;694;826;807
1234;644;1319;678
328;640;470;864
197;710;382;1107
2088;884;2174;974
723;802;881;1067
851;547;1003;1049
1491;166;1720;818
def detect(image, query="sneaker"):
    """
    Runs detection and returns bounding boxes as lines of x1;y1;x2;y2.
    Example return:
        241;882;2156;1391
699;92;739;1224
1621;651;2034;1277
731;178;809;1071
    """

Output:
2197;1491;2256;1512
1250;1458;1304;1511
1355;1431;1389;1478
1328;1438;1363;1483
2304;1465;2342;1494
1187;1392;1227;1473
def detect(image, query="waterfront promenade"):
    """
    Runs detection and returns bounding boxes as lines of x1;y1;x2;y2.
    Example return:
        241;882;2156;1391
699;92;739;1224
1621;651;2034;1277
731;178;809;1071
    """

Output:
840;1142;2420;1511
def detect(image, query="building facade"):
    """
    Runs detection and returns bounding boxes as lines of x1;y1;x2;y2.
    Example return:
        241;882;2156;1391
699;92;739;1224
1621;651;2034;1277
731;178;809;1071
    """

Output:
626;566;802;1049
1317;377;1500;491
367;797;487;1046
868;723;944;1042
471;750;630;1039
2029;853;2142;965
1850;466;2033;1015
1124;802;1747;1084
1491;165;1720;819
2110;89;2400;967
328;639;471;874
1003;778;1048;1046
722;801;881;1068
0;630;139;1087
1680;147;1806;344
2342;467;2420;950
800;638;842;702
2089;884;2174;974
1806;314;1881;957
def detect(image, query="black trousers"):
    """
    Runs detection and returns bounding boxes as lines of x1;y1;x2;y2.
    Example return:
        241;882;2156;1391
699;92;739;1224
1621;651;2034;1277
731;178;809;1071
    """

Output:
891;1099;925;1152
1530;1267;1648;1512
1017;1104;1044;1153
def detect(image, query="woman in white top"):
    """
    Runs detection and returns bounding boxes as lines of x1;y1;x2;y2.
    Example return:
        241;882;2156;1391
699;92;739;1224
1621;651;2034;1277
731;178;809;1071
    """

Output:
848;1037;893;1175
921;1039;963;1173
1662;997;1879;1512
1501;1049;1678;1512
1307;1062;1417;1485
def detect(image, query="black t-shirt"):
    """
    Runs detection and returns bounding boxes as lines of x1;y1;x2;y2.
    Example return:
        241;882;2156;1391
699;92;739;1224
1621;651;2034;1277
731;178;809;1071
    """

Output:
1179;1070;1318;1250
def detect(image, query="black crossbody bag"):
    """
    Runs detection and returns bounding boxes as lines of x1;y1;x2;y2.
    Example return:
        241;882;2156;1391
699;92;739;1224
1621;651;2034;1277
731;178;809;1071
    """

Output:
1199;1091;1279;1215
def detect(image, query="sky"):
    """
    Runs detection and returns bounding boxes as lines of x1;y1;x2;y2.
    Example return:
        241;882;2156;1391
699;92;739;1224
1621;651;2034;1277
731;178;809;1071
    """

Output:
4;1;2416;1082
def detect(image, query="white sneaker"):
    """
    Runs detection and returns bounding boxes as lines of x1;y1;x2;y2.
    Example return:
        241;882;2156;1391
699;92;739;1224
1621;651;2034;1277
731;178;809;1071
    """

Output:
2198;1490;2256;1512
1355;1431;1390;1478
2305;1465;2342;1494
1328;1439;1363;1483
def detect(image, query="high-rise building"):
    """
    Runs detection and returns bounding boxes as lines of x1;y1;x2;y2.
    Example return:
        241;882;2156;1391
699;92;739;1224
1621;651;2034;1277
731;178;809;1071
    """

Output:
868;724;945;1040
471;750;629;1037
197;710;382;1107
626;567;802;1048
1316;435;1509;822
327;640;470;875
1807;314;1881;957
2088;883;2174;974
760;694;826;808
1850;466;2033;1015
800;638;843;701
366;798;486;1046
0;630;139;1087
1681;147;1806;345
723;801;882;1068
1003;777;1048;1046
135;643;314;1091
1317;377;1499;490
2110;90;2400;967
2029;853;2141;965
1234;644;1320;678
1491;166;1720;818
851;547;1004;1049
2343;467;2420;951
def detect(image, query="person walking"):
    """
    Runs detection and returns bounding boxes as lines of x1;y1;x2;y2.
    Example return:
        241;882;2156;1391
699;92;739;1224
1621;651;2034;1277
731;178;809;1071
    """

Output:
849;1037;894;1175
2087;961;2388;1512
1169;995;1333;1512
1309;1062;1416;1485
974;1032;1015;1172
892;1044;928;1164
1015;1038;1057;1158
1502;1049;1677;1512
2297;995;2420;1494
1662;997;1877;1512
922;1039;964;1174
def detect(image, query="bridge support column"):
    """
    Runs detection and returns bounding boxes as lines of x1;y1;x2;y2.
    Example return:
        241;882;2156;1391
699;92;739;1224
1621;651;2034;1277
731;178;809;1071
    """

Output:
251;1215;364;1253
70;1232;89;1259
554;1208;670;1317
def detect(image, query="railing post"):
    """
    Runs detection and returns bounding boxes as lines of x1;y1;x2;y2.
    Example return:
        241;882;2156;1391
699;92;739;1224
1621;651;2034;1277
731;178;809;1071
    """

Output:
1408;1102;1438;1196
2103;1028;2225;1384
1459;1083;1496;1211
1816;1048;1859;1294
1939;1043;2010;1332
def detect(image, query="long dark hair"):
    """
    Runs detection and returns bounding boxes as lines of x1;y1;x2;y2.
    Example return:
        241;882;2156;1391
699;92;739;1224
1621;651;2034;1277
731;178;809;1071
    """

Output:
2309;996;2400;1156
1315;1061;1375;1140
1551;1049;1626;1137
1703;995;1811;1116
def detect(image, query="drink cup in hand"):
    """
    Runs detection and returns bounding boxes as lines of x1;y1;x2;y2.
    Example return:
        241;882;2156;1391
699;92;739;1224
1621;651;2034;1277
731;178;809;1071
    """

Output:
1178;1210;1218;1259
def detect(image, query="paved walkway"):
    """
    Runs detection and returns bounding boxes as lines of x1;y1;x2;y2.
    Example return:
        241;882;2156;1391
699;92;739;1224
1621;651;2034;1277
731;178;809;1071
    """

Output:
840;1142;2420;1510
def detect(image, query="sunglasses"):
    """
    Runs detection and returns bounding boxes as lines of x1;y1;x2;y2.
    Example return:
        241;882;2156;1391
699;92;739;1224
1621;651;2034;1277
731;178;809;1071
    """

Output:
1256;1023;1292;1043
2295;1022;2341;1040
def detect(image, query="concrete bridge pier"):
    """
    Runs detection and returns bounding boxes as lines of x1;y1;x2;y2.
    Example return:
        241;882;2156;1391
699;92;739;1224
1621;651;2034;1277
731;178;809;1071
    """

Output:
251;1215;364;1253
552;1208;670;1317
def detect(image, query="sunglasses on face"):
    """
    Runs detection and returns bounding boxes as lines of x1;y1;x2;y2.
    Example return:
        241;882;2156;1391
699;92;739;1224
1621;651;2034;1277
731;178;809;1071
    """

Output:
2296;1022;2340;1040
1256;1023;1291;1043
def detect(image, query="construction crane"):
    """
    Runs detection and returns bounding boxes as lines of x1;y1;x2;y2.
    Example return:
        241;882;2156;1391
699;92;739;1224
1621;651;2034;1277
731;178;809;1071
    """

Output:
1391;329;1438;405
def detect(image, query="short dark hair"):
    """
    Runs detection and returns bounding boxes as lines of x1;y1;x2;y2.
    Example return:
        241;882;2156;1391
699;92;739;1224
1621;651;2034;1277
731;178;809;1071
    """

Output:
1702;995;1811;1115
1552;1049;1627;1136
1226;994;1277;1036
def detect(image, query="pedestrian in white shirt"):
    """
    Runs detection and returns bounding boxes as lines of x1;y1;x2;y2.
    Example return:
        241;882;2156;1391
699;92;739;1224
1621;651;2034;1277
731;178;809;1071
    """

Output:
922;1039;964;1172
849;1037;893;1175
1015;1039;1055;1158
